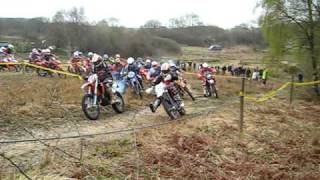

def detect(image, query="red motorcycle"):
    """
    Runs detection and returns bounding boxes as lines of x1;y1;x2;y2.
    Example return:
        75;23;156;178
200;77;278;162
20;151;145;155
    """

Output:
81;73;125;120
67;58;86;76
139;67;149;80
36;58;66;78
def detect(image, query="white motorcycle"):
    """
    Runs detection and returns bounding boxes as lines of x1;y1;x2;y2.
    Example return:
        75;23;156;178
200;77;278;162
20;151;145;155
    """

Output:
147;82;186;120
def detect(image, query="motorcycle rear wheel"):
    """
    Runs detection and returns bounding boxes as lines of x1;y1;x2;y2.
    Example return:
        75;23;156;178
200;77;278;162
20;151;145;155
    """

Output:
82;94;100;120
183;86;195;101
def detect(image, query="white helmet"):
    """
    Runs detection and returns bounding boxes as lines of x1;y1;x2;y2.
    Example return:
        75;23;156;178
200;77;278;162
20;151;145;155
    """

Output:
169;61;176;67
32;48;38;53
48;46;54;50
88;52;94;57
115;54;120;58
161;63;170;73
103;54;109;59
91;54;102;63
146;59;151;63
42;49;51;54
127;57;135;64
73;51;80;58
203;63;208;68
151;61;158;67
8;44;14;49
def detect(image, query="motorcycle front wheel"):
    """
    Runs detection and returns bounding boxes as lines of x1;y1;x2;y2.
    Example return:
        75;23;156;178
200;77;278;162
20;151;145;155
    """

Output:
211;84;218;98
82;94;100;120
37;69;49;77
161;96;179;120
112;92;125;113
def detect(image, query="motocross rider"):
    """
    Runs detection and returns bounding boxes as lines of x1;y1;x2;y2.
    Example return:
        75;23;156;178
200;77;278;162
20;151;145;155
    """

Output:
124;57;144;90
148;63;184;113
144;59;152;69
198;63;216;97
147;61;161;80
29;48;41;62
91;54;116;103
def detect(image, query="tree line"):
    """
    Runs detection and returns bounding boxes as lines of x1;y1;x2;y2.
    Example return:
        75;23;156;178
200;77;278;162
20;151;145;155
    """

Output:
0;8;265;57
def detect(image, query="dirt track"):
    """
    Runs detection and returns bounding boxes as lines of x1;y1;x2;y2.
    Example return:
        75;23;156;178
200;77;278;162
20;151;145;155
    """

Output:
0;73;235;173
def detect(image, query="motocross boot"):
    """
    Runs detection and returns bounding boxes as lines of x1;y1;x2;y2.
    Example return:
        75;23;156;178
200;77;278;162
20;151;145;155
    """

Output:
149;98;161;113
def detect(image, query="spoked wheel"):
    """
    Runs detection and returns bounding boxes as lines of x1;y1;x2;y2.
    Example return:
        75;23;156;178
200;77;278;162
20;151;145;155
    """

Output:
37;69;49;77
25;66;35;73
205;84;212;97
161;96;180;120
57;72;67;78
179;107;186;116
211;85;218;98
134;83;143;99
112;92;125;113
82;94;100;120
8;65;18;72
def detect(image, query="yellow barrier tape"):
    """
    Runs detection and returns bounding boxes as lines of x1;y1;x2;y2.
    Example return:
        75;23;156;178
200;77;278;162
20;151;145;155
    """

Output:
242;80;320;102
293;80;320;86
0;62;82;80
24;63;83;80
0;62;22;65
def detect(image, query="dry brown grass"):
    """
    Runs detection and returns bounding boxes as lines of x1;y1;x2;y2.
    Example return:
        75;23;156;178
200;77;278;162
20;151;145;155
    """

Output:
0;71;319;179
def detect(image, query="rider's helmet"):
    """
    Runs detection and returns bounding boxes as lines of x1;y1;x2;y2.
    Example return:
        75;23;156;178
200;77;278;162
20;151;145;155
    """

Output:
169;60;176;67
78;51;83;56
127;57;135;65
32;48;38;53
48;46;55;51
91;54;103;66
88;52;94;57
115;54;120;59
42;49;51;54
146;59;151;63
8;44;14;49
151;61;158;67
73;51;80;58
202;63;209;68
161;63;170;74
103;54;109;60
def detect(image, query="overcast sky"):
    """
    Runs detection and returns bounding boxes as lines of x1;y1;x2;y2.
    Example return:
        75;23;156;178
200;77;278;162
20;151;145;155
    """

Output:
0;0;261;29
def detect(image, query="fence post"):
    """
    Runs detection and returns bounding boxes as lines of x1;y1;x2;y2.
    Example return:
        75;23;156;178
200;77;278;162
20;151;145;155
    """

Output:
22;62;26;74
289;75;294;107
239;77;246;135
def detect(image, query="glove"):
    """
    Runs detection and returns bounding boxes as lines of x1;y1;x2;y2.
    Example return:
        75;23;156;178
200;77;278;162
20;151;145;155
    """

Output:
145;86;155;94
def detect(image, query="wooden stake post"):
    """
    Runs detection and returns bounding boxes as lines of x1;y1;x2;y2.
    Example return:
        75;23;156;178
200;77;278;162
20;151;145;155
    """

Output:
240;77;245;134
289;75;294;107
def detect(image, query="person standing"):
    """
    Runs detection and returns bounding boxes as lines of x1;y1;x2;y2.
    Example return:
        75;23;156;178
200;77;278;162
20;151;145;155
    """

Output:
262;69;269;86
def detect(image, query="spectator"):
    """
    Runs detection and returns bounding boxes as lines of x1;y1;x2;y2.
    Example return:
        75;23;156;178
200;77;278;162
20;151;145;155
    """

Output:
298;73;304;83
262;69;269;85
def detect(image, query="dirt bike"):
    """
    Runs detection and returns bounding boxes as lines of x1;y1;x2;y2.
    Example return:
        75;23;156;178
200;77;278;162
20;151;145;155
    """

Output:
36;58;66;78
139;67;149;80
148;82;186;120
204;73;218;98
0;57;21;72
25;59;42;73
127;71;143;98
67;58;86;76
175;78;195;101
81;74;125;120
